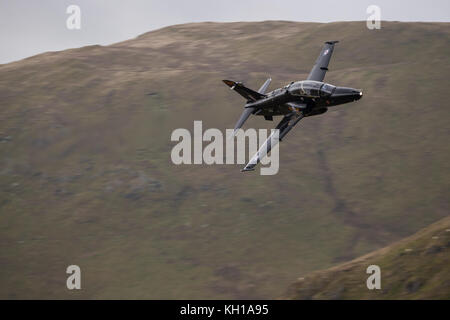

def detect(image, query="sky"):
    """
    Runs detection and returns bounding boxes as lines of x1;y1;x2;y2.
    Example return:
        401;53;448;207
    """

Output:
0;0;449;64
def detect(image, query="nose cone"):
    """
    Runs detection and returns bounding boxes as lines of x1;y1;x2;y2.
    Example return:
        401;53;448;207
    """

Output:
356;90;363;100
332;87;363;103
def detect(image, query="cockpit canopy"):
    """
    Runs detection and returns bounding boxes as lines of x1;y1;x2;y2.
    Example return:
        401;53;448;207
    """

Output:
288;80;336;97
321;83;336;95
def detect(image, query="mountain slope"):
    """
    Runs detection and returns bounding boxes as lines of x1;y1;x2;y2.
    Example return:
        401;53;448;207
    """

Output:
0;21;449;299
284;216;450;299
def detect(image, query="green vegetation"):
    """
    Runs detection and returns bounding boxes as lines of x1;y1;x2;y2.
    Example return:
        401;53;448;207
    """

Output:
0;21;449;299
284;216;450;299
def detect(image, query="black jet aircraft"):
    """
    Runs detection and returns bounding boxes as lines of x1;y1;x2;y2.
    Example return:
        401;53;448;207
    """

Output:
223;41;363;172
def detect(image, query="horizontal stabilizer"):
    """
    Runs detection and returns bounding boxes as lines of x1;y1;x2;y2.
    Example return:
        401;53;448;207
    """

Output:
222;80;266;102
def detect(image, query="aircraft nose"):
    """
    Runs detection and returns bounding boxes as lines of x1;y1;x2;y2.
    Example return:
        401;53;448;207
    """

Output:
331;87;363;102
349;88;362;100
356;90;363;100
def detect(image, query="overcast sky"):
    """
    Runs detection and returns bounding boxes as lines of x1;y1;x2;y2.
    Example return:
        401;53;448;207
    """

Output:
1;0;449;64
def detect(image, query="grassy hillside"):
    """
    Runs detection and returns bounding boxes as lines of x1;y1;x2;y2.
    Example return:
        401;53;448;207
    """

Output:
0;21;449;299
284;216;450;299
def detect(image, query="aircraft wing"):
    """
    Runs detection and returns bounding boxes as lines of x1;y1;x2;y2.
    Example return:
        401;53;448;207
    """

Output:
242;112;304;172
306;41;339;82
258;78;272;94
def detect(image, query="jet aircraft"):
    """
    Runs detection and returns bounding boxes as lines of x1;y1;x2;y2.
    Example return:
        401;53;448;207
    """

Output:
223;41;363;172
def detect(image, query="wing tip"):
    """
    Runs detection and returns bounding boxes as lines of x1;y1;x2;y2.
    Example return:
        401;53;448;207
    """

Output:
325;40;339;45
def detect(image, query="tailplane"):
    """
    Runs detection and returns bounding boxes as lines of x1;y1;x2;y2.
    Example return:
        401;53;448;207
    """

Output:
222;80;266;102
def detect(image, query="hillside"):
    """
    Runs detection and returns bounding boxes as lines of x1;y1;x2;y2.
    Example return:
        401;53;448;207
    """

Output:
0;21;449;299
284;216;450;299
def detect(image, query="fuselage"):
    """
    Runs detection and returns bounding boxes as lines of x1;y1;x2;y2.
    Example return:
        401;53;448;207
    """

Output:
245;80;362;117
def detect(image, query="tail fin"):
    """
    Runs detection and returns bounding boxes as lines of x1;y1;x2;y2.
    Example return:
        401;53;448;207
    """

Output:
222;80;265;102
